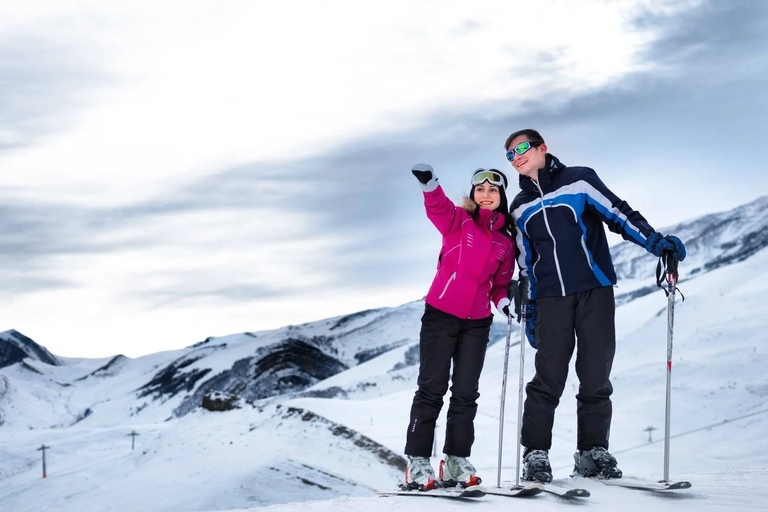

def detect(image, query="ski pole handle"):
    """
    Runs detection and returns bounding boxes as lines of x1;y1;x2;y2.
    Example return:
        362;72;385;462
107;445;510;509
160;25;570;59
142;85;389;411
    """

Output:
665;252;679;284
507;280;519;317
513;276;530;322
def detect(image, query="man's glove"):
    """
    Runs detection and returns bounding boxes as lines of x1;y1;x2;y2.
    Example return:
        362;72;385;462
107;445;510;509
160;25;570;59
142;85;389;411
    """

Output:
497;297;512;317
661;235;686;260
523;302;537;348
411;163;434;184
645;233;687;261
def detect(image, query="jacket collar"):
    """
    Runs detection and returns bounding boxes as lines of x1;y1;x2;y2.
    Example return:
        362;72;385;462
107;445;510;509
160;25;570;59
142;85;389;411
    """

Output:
518;153;566;192
478;208;504;232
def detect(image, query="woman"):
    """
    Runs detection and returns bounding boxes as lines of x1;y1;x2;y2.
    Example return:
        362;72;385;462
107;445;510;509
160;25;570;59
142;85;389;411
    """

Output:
403;164;515;489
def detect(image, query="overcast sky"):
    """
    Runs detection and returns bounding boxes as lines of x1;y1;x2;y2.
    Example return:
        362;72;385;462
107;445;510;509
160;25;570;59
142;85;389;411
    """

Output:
2;0;767;358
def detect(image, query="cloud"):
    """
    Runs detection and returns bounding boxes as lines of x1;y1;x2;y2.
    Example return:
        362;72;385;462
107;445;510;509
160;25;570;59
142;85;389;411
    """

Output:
3;0;767;356
2;1;706;201
0;32;106;151
635;0;768;68
134;280;291;307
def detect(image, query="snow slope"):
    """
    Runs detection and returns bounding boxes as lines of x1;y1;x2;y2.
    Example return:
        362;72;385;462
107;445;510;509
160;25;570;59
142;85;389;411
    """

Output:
1;198;768;512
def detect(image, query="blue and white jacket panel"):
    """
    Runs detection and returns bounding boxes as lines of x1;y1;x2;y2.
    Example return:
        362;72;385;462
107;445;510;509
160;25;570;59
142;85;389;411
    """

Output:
510;154;656;300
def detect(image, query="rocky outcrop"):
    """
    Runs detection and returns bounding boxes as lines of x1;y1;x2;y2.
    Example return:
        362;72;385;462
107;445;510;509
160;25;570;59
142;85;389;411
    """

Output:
171;338;348;416
0;330;61;369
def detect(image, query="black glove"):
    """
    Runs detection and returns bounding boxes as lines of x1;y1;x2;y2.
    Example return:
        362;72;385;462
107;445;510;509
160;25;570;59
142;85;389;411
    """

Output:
512;276;531;323
497;297;512;317
645;233;687;260
411;163;434;184
660;235;686;260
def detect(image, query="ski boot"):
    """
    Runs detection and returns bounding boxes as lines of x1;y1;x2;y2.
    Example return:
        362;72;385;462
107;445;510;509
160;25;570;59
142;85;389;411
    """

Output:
522;448;553;483
402;456;438;490
573;446;622;479
439;455;481;487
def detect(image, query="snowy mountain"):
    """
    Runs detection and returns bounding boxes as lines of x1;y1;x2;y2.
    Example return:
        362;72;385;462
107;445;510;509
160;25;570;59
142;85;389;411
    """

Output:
0;304;425;429
1;196;767;512
0;329;61;370
611;195;768;304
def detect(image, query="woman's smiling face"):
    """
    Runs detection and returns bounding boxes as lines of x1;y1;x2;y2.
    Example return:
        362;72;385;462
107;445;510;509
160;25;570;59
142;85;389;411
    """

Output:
473;182;501;210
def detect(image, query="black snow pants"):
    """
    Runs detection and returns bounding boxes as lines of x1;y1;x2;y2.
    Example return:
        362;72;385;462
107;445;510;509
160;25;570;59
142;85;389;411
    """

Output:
405;304;492;457
521;285;616;452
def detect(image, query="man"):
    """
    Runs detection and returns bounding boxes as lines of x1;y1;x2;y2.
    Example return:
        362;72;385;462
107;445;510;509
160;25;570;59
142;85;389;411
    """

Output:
503;129;686;483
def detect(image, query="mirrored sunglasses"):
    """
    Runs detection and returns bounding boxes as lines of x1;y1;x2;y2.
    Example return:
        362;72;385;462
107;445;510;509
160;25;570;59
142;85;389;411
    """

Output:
506;141;539;161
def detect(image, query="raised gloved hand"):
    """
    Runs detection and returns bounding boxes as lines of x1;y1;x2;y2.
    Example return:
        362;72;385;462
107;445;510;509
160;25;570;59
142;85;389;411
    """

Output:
497;297;512;317
523;302;537;348
411;163;434;184
645;233;687;261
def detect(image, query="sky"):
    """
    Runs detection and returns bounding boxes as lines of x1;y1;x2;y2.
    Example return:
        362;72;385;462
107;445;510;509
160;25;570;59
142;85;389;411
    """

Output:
1;0;767;358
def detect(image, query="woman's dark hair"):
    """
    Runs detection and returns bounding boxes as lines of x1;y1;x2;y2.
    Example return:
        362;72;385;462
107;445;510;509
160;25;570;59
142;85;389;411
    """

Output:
504;128;545;150
469;168;515;238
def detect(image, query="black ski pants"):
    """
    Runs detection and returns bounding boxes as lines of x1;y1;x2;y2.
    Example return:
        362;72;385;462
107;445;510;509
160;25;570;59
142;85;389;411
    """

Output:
521;286;616;452
405;304;492;457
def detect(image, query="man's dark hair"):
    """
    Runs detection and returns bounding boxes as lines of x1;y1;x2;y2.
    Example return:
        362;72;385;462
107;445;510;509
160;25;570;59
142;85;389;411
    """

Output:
504;129;545;150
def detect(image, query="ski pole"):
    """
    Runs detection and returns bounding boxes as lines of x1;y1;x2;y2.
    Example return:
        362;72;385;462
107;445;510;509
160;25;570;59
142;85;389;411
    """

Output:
663;252;680;483
514;305;526;488
497;280;518;488
514;277;529;489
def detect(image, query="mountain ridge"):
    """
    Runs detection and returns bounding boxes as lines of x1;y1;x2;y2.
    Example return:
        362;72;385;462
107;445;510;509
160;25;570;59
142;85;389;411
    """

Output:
2;195;766;426
1;195;768;511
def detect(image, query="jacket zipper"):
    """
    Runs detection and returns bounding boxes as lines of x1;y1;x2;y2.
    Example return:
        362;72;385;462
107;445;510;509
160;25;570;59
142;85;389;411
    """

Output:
533;180;566;296
439;271;457;299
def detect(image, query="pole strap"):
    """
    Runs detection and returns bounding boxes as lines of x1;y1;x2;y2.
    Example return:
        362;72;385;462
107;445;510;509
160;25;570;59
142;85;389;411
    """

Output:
655;252;685;300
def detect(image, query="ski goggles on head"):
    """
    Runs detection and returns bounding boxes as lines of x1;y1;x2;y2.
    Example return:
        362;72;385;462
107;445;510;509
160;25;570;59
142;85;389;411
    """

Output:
506;141;539;161
471;169;507;189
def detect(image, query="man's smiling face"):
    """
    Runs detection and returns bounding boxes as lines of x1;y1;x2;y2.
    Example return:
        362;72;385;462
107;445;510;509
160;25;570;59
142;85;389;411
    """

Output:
508;135;547;181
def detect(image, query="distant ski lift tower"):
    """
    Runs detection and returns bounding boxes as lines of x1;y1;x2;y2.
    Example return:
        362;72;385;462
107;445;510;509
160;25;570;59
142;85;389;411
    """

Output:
36;444;50;478
128;430;140;450
644;426;657;442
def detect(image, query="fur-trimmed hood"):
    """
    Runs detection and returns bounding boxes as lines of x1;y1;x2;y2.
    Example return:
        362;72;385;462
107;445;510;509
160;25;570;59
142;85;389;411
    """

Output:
460;195;509;233
461;196;478;213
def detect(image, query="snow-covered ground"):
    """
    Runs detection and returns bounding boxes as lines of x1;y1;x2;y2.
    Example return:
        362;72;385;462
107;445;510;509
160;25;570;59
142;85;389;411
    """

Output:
2;210;767;511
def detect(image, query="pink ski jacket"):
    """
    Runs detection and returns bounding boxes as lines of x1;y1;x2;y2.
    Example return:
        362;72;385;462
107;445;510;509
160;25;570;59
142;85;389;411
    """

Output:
421;185;515;320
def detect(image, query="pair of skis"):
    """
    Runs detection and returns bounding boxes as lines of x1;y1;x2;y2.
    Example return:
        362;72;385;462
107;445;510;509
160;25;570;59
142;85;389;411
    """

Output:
596;477;692;492
376;484;487;500
378;477;690;501
488;482;589;499
376;482;574;500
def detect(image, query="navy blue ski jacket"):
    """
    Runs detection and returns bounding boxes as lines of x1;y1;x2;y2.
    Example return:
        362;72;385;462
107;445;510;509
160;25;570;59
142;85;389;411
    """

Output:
510;154;657;300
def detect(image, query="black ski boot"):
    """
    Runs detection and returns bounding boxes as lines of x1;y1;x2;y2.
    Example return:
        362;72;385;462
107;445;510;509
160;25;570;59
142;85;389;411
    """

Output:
522;448;553;483
573;447;622;479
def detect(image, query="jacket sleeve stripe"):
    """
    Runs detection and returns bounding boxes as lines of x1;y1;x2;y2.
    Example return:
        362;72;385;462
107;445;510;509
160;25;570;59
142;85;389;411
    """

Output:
545;178;650;246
